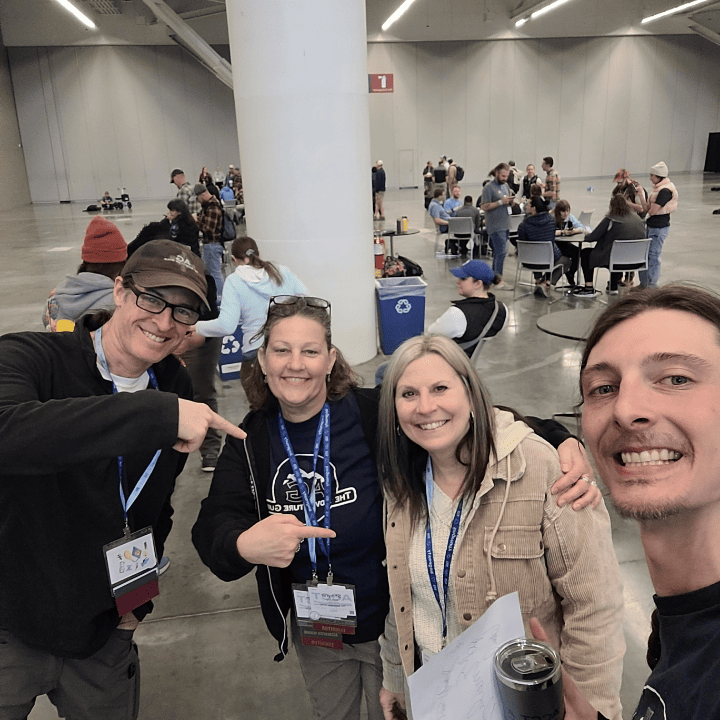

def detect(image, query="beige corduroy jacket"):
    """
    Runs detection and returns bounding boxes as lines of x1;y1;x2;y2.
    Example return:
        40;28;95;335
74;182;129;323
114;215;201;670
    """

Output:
379;410;625;720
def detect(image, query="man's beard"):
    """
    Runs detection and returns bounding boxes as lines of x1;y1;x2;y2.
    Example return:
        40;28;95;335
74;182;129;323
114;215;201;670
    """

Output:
612;497;687;522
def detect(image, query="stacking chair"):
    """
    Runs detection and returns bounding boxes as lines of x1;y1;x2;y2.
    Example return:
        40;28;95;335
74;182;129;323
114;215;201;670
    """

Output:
508;213;525;255
578;210;594;230
446;216;474;255
592;238;650;303
513;241;566;304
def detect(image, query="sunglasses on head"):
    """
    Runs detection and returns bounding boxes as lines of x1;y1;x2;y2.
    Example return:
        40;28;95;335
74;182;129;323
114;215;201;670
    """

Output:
268;295;331;317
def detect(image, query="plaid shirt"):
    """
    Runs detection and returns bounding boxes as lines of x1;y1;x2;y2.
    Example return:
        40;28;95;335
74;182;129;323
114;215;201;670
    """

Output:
176;182;201;215
198;196;223;242
544;169;561;200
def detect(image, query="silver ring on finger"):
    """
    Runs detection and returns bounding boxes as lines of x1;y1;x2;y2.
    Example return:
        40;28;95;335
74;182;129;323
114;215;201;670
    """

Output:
580;475;591;484
590;479;598;486
295;543;302;553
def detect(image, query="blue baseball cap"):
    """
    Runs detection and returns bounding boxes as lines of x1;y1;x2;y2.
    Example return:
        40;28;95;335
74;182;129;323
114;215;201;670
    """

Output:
449;260;495;284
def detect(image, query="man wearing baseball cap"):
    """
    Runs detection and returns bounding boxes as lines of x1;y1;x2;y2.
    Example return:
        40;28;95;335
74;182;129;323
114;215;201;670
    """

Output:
640;161;678;288
0;239;244;719
427;259;508;357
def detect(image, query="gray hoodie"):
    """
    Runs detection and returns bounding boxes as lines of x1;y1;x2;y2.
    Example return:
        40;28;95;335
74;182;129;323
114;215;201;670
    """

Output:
45;273;116;330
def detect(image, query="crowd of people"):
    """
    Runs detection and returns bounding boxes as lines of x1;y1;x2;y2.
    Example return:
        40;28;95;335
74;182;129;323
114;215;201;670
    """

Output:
424;157;678;294
1;156;711;720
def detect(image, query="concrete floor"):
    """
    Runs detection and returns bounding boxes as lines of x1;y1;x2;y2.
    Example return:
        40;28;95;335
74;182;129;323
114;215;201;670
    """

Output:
4;172;719;719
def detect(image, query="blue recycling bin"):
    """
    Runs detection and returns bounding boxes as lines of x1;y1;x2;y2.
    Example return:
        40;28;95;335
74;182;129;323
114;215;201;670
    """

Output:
376;277;428;355
217;326;243;380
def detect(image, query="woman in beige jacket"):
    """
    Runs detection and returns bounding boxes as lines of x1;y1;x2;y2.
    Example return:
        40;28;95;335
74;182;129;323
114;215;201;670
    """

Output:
376;334;625;720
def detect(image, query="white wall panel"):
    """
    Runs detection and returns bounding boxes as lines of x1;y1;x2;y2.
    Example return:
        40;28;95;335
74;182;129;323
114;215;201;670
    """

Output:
364;35;720;187
558;38;588;179
535;39;564;171
10;45;238;203
601;37;633;177
10;48;59;203
9;35;720;204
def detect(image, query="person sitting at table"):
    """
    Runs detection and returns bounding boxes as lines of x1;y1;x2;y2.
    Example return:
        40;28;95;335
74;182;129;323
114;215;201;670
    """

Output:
572;194;647;297
553;200;587;288
429;188;455;254
517;197;570;298
376;334;625;720
453;195;482;257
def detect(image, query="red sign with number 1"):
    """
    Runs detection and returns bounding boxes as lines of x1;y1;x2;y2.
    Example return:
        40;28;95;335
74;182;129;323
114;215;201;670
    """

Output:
369;74;394;93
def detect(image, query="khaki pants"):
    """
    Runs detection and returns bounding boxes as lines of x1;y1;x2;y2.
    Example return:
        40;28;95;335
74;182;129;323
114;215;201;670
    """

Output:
292;619;384;720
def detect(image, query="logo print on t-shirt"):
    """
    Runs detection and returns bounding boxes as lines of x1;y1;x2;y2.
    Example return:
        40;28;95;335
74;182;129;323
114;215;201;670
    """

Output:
267;455;357;517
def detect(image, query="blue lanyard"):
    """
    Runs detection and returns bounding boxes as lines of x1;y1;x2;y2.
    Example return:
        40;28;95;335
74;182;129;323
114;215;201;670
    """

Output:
277;404;332;580
95;326;161;533
424;457;463;642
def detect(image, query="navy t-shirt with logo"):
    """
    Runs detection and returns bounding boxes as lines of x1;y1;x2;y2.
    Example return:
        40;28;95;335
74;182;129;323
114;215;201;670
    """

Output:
266;394;388;644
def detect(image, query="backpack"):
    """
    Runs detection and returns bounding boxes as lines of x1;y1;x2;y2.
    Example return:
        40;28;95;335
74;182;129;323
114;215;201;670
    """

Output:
221;208;236;244
455;165;465;181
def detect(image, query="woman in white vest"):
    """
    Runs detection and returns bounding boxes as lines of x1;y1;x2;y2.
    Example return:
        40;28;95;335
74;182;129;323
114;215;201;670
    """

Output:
640;161;678;288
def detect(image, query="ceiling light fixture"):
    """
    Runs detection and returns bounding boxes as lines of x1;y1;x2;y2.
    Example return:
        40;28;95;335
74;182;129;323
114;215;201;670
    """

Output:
382;0;418;31
514;0;574;27
642;0;711;24
53;0;96;28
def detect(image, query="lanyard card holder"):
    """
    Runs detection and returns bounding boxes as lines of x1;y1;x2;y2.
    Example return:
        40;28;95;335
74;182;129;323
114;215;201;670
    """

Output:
293;581;357;650
103;526;159;616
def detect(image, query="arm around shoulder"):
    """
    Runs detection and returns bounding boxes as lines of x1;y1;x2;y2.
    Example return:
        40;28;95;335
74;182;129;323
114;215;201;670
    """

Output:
540;445;625;720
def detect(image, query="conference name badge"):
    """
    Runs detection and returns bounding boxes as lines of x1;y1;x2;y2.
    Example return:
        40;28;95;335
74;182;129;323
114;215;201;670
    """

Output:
103;526;159;616
293;582;357;650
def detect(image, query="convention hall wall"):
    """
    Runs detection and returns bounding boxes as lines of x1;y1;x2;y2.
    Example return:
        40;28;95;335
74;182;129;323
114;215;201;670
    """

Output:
0;30;31;211
8;34;720;203
369;34;720;187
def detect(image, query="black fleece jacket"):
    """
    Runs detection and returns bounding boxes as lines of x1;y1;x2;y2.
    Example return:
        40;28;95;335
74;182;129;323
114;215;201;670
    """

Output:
0;316;191;658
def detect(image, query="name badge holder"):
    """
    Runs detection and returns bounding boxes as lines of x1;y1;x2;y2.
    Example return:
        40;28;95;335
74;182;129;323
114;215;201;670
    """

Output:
280;405;358;650
96;326;163;616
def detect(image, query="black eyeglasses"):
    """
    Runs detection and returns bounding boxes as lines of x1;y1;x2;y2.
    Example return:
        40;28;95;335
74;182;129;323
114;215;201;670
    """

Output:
269;295;331;317
126;282;200;326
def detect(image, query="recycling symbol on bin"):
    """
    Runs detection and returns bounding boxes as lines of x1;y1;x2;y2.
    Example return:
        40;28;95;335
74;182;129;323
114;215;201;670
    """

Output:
395;299;412;314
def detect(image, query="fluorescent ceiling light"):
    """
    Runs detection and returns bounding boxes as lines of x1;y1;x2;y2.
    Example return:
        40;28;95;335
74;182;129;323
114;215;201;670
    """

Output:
382;0;418;31
514;0;574;27
53;0;97;28
532;0;574;19
642;0;710;24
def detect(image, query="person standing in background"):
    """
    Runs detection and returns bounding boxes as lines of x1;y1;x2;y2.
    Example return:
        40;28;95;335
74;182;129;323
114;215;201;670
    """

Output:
374;160;386;221
639;161;678;289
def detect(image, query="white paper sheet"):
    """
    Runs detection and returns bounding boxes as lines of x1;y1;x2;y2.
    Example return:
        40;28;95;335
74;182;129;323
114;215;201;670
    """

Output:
407;592;525;720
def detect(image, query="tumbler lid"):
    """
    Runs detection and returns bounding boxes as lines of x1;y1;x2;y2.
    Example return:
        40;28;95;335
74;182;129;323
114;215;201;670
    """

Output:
494;639;561;691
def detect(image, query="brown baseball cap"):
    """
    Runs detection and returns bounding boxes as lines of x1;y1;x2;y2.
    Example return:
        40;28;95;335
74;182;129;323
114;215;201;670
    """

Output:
122;240;209;309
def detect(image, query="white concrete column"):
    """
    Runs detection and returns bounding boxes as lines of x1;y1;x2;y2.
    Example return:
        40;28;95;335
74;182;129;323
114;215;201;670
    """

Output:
225;0;376;364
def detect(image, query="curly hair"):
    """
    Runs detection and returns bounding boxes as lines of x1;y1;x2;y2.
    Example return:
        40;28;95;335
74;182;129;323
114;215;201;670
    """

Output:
244;298;361;411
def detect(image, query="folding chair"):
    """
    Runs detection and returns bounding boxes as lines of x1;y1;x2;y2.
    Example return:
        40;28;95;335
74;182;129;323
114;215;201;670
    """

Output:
513;241;566;304
578;210;594;231
593;238;650;303
447;217;474;256
508;213;525;255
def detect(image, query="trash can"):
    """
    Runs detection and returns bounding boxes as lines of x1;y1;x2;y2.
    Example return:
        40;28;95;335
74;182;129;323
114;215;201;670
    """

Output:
375;277;427;355
217;326;243;381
